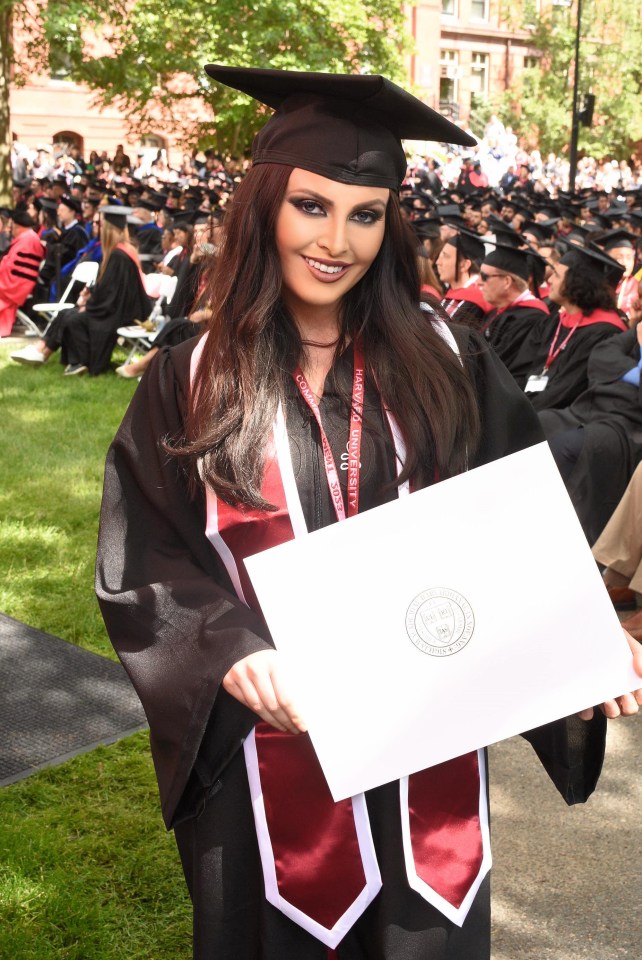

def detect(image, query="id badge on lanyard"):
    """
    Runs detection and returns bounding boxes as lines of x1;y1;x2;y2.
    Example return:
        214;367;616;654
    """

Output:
525;373;549;393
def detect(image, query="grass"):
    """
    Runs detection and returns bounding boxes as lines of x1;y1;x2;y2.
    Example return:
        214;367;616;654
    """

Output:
0;337;192;958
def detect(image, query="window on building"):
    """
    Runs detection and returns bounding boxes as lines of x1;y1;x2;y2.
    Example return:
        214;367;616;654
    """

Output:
49;23;78;80
441;0;457;16
470;53;489;100
439;51;459;116
470;0;489;20
524;56;540;70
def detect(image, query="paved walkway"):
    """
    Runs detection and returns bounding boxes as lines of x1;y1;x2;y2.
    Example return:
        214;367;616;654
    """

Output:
490;713;641;959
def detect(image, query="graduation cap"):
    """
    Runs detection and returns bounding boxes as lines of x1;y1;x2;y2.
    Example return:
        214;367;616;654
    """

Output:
486;216;523;248
410;216;441;241
100;205;134;229
171;209;200;228
58;194;82;215
520;221;555;244
446;227;486;264
560;243;624;288
204;64;476;191
35;197;58;214
482;244;545;282
134;197;163;212
592;228;637;252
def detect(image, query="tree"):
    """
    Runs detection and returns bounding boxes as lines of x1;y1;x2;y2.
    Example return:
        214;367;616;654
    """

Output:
501;0;642;158
0;2;13;203
46;0;411;155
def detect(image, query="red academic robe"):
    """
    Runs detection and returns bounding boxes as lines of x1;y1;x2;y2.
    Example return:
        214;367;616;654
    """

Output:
0;229;45;336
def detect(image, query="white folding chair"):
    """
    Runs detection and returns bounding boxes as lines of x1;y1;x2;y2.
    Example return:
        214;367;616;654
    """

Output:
116;274;178;365
31;261;100;333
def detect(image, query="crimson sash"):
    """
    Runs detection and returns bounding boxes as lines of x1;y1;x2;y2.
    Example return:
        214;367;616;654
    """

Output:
191;328;491;946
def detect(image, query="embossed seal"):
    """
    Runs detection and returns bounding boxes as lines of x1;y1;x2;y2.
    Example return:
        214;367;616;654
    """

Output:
406;587;475;656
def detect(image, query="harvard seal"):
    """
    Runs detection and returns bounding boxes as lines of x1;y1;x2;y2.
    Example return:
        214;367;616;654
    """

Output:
406;587;475;656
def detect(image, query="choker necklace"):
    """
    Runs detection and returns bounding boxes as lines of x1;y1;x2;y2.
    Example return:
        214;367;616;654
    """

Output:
300;336;341;349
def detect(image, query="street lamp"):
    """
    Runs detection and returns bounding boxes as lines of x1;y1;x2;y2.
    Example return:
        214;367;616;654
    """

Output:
568;0;583;193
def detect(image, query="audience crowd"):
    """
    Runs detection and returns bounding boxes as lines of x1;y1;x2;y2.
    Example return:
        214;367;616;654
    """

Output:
2;134;642;635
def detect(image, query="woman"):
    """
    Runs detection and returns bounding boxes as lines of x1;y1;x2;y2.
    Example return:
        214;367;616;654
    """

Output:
11;206;152;375
96;66;641;960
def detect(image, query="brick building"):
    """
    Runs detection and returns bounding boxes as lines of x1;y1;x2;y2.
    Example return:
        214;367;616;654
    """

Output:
408;0;541;124
10;3;543;161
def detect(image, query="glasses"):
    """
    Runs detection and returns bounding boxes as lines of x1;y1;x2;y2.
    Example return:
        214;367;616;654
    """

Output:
479;270;508;282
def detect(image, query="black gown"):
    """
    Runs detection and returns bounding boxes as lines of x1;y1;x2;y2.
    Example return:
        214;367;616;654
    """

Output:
45;248;152;374
539;327;642;544
96;327;606;960
482;299;549;379
514;308;625;410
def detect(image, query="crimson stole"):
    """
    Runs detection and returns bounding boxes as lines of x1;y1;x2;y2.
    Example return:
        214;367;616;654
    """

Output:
190;331;491;949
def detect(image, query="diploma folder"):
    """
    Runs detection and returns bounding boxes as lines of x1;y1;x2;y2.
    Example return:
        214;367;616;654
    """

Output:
245;442;637;802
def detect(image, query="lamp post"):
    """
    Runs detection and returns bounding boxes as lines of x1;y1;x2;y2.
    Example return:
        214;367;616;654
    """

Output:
568;0;583;193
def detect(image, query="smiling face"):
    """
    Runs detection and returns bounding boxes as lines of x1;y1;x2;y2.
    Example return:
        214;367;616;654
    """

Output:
275;168;388;323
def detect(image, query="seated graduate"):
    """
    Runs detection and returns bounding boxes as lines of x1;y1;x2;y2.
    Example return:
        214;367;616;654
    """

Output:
539;314;642;545
437;228;491;326
0;206;45;338
478;244;549;376
115;241;215;379
95;65;641;960
10;206;152;376
592;228;640;324
515;244;627;411
592;461;642;640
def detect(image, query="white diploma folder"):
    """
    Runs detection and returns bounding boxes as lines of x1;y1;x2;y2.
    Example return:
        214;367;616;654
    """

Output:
245;442;638;801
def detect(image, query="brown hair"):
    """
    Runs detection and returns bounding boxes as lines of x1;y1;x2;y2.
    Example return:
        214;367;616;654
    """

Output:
173;163;481;509
98;220;139;280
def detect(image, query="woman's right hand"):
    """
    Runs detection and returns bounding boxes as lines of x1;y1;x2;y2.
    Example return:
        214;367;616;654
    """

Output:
222;650;307;734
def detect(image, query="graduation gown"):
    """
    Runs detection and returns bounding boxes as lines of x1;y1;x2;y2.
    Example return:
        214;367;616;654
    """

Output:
442;283;492;330
96;327;606;960
515;306;626;410
46;248;152;375
539;327;642;543
0;229;44;336
482;296;549;378
37;221;88;295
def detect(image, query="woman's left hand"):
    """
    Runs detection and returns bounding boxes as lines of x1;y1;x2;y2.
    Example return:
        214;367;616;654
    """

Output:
578;630;642;720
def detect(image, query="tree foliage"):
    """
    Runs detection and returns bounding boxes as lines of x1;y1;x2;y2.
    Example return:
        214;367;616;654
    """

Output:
41;0;410;154
501;0;642;158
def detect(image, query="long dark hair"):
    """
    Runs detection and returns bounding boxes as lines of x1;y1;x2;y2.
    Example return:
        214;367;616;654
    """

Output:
173;163;481;509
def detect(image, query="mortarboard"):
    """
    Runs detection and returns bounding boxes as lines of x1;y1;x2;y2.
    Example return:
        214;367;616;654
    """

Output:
447;228;486;263
592;228;637;252
58;194;82;215
101;205;134;229
482;244;545;282
204;64;476;191
560;243;624;287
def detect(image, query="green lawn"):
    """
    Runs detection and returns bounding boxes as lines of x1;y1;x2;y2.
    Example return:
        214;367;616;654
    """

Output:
0;338;192;958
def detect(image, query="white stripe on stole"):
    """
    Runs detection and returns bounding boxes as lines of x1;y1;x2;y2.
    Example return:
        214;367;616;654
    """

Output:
399;751;492;926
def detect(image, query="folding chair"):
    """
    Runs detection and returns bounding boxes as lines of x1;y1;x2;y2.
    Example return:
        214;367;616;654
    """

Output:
30;261;100;335
116;273;179;365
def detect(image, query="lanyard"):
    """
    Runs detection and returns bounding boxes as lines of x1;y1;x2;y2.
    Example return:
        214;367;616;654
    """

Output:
293;341;365;522
542;313;579;372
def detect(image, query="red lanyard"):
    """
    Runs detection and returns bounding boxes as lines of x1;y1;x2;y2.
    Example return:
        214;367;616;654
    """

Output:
293;341;365;522
543;313;579;371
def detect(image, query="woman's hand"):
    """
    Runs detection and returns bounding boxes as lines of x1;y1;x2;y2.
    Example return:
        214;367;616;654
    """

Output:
222;650;307;734
578;630;642;720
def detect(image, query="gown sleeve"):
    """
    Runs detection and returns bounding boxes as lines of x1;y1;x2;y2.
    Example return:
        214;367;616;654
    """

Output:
456;327;607;805
95;341;274;828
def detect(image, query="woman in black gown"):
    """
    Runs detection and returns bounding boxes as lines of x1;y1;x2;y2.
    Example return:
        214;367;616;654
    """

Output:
96;66;642;960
